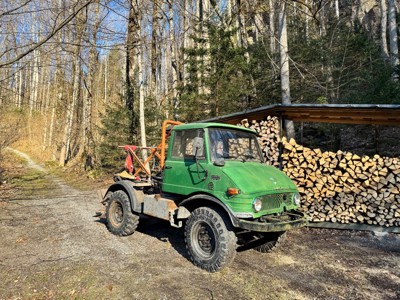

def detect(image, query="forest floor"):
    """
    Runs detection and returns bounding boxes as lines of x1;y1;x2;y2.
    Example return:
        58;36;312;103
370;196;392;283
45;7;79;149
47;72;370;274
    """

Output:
0;150;399;300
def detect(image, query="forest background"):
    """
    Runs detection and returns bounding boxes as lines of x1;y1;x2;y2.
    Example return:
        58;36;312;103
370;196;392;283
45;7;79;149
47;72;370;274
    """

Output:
0;0;399;173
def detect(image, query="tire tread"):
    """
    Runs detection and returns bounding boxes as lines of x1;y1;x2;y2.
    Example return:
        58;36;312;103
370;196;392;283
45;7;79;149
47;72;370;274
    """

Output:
106;190;139;236
184;206;237;272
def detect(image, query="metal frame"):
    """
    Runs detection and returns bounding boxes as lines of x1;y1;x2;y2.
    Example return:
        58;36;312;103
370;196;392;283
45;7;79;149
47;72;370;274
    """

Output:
119;120;182;178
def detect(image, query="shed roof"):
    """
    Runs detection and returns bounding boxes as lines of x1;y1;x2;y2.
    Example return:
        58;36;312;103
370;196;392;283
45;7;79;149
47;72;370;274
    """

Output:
202;104;400;126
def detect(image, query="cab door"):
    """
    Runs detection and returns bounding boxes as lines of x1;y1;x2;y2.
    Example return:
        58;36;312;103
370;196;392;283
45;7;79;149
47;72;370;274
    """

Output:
162;129;207;195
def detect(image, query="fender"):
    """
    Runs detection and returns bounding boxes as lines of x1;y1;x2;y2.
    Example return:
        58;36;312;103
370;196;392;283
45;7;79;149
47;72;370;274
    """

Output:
179;194;240;227
103;180;144;213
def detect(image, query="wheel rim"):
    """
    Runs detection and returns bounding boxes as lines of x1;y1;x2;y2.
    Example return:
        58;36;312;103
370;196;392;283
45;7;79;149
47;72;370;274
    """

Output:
193;222;216;259
109;201;124;228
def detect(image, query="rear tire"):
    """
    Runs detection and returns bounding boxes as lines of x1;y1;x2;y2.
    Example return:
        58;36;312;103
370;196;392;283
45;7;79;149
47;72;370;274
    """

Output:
184;207;237;272
106;190;139;236
254;232;286;253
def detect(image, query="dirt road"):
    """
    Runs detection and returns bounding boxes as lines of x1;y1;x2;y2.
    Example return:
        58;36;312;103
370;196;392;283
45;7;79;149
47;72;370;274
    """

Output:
0;150;399;299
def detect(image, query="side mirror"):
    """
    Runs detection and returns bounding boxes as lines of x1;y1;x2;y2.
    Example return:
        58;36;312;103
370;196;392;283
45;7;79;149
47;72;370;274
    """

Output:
192;137;204;157
213;158;225;167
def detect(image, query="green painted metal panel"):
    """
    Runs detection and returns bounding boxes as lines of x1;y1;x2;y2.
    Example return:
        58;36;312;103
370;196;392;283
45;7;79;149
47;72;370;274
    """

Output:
162;124;300;218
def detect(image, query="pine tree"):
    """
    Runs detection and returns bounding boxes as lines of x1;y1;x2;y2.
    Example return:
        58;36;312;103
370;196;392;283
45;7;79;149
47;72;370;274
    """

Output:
180;22;254;121
97;101;137;170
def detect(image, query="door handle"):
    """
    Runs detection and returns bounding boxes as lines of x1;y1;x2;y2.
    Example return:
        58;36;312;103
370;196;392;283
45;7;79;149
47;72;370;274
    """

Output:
165;165;172;169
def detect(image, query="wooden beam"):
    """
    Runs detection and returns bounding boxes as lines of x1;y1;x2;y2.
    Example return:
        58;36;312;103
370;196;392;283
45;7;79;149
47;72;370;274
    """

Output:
203;104;400;126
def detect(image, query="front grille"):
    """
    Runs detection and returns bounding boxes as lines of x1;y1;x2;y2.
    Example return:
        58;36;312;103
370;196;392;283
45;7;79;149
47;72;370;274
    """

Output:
260;193;293;210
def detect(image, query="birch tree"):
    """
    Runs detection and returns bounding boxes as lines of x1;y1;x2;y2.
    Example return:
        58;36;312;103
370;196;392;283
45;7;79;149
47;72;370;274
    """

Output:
388;0;399;68
269;0;276;53
169;0;179;120
126;0;147;165
278;1;295;139
69;0;102;167
380;0;390;61
126;0;140;136
59;10;87;166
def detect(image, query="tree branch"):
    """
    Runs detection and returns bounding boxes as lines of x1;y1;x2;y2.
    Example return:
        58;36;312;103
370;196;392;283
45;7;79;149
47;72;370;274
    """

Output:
0;0;33;17
0;0;94;68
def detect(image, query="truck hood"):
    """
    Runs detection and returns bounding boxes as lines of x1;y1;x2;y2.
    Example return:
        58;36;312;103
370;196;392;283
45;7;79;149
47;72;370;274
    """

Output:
221;162;297;195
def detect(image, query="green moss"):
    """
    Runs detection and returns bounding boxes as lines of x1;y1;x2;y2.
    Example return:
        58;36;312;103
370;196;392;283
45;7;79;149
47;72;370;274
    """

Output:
12;168;55;198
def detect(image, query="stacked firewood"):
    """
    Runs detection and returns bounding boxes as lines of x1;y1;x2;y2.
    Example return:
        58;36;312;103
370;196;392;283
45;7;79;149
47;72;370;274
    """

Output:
281;137;400;227
239;117;281;166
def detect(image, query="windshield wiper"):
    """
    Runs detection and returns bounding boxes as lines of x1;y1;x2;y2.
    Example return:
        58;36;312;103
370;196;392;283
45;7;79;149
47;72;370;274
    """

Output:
241;152;256;162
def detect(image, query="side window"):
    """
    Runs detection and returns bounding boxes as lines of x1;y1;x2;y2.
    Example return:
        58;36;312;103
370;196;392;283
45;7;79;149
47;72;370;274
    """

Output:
171;130;204;159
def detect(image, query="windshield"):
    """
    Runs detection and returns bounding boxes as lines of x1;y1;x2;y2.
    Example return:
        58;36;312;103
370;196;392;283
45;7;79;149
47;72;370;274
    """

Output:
208;128;264;163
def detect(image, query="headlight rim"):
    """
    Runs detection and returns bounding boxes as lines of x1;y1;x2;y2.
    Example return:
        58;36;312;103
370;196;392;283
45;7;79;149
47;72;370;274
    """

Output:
294;192;301;206
252;198;263;212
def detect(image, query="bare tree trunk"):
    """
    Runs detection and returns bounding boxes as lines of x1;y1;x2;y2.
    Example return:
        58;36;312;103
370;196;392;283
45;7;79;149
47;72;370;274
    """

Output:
381;0;390;61
335;0;340;18
351;0;361;31
269;0;276;53
305;0;310;42
17;65;23;108
42;74;52;150
48;91;61;159
53;0;65;160
236;0;246;48
70;1;101;168
169;0;179;120
59;58;82;166
127;0;147;165
233;0;241;46
151;0;160;107
226;0;257;108
48;96;57;148
138;43;148;169
14;66;19;107
126;0;141;137
200;0;211;97
254;1;265;41
388;0;399;67
104;54;108;105
182;0;190;87
43;70;51;113
278;1;295;139
29;54;39;114
320;5;327;36
162;7;170;113
59;12;85;166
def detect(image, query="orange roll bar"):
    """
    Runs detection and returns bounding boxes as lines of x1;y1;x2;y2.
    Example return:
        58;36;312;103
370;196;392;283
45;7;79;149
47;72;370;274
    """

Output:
160;120;182;168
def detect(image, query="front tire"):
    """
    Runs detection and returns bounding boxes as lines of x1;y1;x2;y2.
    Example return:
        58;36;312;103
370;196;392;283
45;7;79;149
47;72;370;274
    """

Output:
184;207;237;272
106;190;139;236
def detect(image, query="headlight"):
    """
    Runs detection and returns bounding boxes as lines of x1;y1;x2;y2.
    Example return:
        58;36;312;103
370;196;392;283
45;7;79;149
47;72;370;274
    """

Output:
252;198;262;212
294;193;301;206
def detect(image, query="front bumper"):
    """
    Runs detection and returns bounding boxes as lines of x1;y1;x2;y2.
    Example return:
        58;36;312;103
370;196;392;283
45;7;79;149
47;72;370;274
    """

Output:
236;210;307;232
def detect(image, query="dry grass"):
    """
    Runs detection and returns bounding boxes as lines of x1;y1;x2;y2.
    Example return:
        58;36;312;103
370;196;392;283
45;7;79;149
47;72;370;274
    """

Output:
0;108;24;162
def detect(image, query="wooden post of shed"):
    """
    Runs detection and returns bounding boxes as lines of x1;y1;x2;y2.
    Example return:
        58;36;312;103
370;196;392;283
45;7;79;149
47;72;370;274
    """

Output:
278;114;284;170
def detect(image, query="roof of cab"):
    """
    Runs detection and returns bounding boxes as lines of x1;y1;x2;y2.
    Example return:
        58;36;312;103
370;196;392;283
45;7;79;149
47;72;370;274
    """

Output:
173;122;257;134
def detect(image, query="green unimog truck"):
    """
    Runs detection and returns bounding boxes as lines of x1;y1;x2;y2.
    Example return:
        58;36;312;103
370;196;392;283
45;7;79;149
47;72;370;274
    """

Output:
100;120;307;272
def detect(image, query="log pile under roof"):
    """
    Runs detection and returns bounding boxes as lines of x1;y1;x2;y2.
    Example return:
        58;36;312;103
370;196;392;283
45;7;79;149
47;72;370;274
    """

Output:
281;137;400;226
239;117;400;227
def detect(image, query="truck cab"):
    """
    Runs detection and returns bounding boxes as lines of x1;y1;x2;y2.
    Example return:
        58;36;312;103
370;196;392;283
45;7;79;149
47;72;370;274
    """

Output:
162;123;301;220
